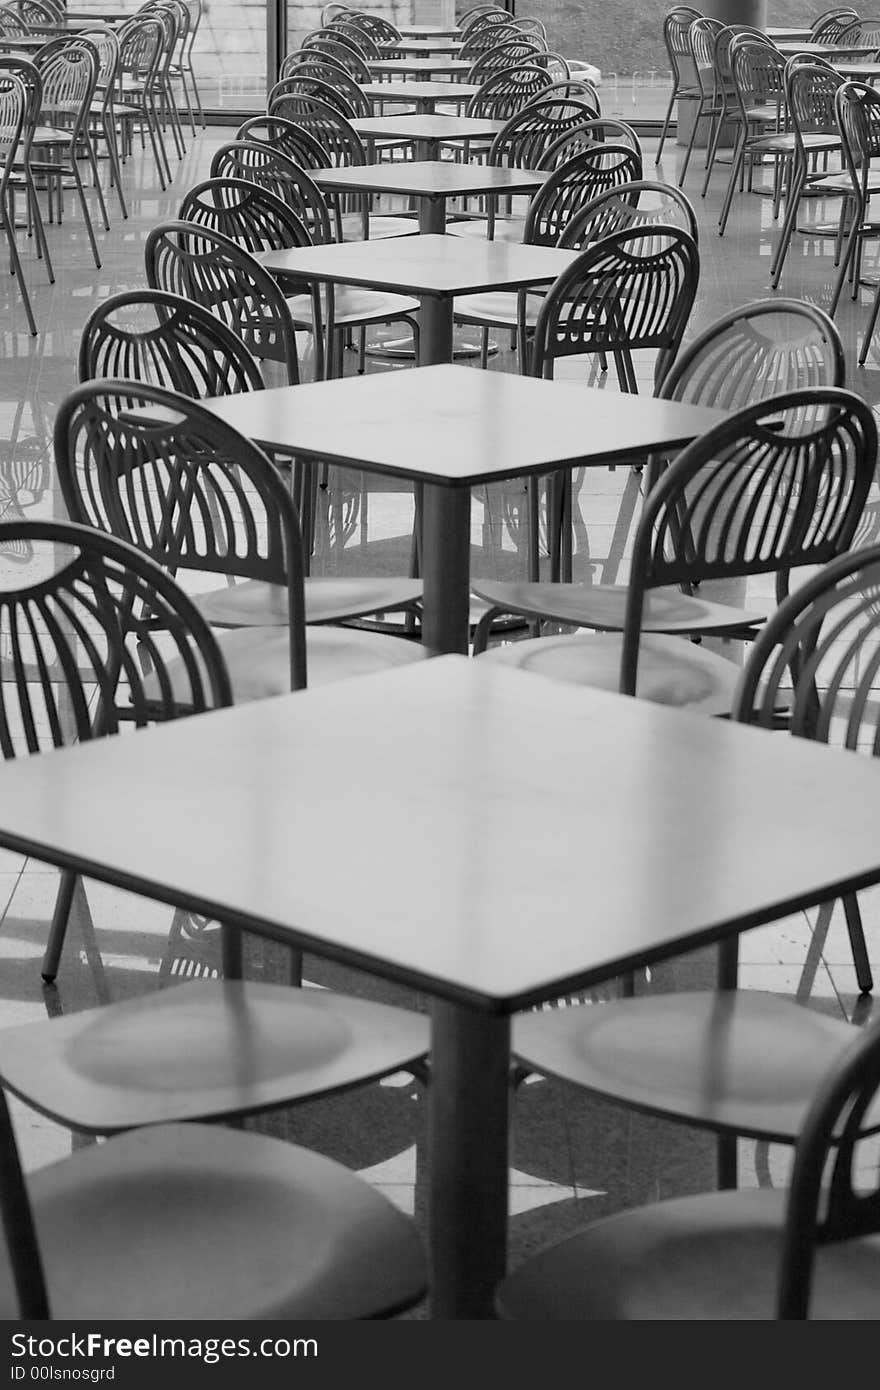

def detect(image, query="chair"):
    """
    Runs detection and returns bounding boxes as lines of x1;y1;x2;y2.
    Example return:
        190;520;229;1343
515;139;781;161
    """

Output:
718;34;792;236
464;63;554;120
330;20;382;60
452;144;645;371
31;37;109;269
300;32;372;83
655;6;701;165
769;58;846;290
524;77;599;108
0;1079;426;1318
540;117;643;171
472;295;848;634
336;9;400;48
830;79;880;363
140;0;187;168
497;999;880;1319
112;13;170;190
210;139;332;236
474;385;875;733
263;94;418;242
177;177;421;381
0;55;52;286
168;0;204;131
459;19;521;61
677;16;726;191
146;218;305;386
79;24;127;221
446;97;608;242
0;71;37;336
270;65;372;119
837;14;880;49
235;112;329;172
812;6;861;41
466;37;544;85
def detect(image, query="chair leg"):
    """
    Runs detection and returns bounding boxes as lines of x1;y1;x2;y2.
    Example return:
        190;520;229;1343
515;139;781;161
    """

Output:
655;87;678;164
718;132;747;235
41;869;78;981
1;198;37;337
842;893;873;994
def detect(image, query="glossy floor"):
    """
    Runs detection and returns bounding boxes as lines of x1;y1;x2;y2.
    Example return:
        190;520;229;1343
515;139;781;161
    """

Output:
1;121;879;1317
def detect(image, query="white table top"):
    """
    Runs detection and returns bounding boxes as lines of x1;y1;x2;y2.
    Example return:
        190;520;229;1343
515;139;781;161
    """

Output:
194;363;727;486
259;233;572;302
351;114;505;144
4;659;880;1010
369;57;472;76
307;159;548;200
359;80;481;106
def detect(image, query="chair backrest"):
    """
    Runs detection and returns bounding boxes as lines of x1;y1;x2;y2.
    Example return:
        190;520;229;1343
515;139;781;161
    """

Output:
713;23;774;98
524;77;599;111
145;220;302;386
540;116;643;168
524;146;646;247
329;19;381;58
338;9;400;46
487;96;606;170
34;36;97;131
623;386;877;688
558;178;698;251
210;141;333;242
465;63;554;119
689;15;726;100
54;381;307;690
235;112;329;171
729;31;788;120
460;20;521;59
460;6;509;32
785;56;845;160
178;175;312;254
76;23;120;97
512;16;548;43
265;91;365;165
268;72;360;120
0;71;25;201
300;31;371;81
117;13;164;91
466;36;543;82
280;47;350;80
659;298;846;448
0;4;27;35
838;15;880;48
530;224;700;393
836;76;880;186
661;6;701;82
0;520;232;774
17;0;57;22
78;287;266;396
811;6;860;40
535;51;572;81
321;1;349;22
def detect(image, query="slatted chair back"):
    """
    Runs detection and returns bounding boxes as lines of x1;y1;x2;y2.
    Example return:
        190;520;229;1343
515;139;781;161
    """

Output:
0;4;27;35
145;220;302;386
78;288;266;397
330;19;381;58
558;178;697;251
811;6;860;40
210;142;334;243
524;76;599;113
235;112;329;170
466;36;544;82
465;63;553;119
54;381;307;692
531;223;700;393
525;146;645;246
178;175;312;254
264;92;366;166
34;36;97;134
269;70;369;119
0;519;232;758
338;10;400;46
300;31;371;80
486;95;604;169
460;19;520;59
540;117;642;167
838;15;880;49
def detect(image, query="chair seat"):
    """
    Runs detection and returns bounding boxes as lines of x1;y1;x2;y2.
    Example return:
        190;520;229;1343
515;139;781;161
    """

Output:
0;978;430;1132
446;216;526;243
288;285;420;329
513;990;877;1142
471;579;767;635
339;212;420;241
196;576;423;627
0;1120;426;1319
168;623;427;704
453;289;545;329
477;631;742;716
496;1184;880;1319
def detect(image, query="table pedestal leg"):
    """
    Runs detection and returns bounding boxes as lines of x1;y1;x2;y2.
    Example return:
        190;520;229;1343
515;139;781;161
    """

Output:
421;482;470;655
429;1000;511;1319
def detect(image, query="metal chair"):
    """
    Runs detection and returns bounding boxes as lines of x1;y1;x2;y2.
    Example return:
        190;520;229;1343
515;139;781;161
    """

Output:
270;64;372;119
718;34;792;237
539;116;643;169
472;295;848;633
112;13;170;189
830;79;880;363
677;15;725;190
235;111;328;172
337;9;400;47
31;36;109;269
465;37;544;85
300;32;372;83
80;24;127;221
210;139;331;236
837;14;880;49
655;5;701;165
464;63;553;120
0;69;39;333
811;5;861;41
768;57;847;291
178;177;420;380
168;0;205;131
498;999;880;1318
452;144;645;371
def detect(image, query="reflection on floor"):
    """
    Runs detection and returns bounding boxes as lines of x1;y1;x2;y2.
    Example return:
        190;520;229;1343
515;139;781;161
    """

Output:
1;120;879;1318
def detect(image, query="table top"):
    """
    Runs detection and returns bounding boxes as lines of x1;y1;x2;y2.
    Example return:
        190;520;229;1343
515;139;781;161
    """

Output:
776;39;870;54
260;232;572;302
833;59;880;77
370;57;473;77
5;657;880;1011
351;114;506;144
398;24;462;38
390;38;463;53
766;25;814;40
359;80;481;106
309;158;548;200
0;35;46;49
194;362;727;487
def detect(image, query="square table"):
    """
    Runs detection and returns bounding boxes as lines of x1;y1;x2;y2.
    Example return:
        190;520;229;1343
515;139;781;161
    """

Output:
4;656;880;1318
369;56;473;80
351;113;506;160
398;23;462;38
260;231;569;365
301;160;549;236
389;37;463;54
359;80;482;113
196;363;727;656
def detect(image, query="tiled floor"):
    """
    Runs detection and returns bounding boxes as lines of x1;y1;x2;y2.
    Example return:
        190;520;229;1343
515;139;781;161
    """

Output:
2;116;880;1316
